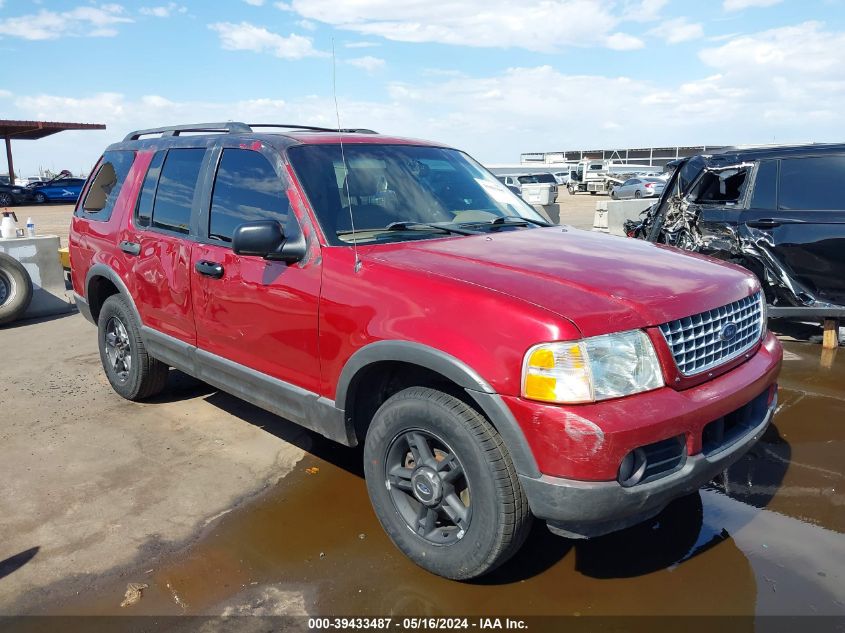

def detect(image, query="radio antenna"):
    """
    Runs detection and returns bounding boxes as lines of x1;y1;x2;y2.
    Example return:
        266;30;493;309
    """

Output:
332;38;361;273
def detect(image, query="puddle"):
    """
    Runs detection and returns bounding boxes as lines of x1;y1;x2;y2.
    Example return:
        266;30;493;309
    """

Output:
40;342;845;617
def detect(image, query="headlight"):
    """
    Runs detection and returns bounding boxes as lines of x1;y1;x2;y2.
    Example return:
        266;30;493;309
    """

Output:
522;330;664;404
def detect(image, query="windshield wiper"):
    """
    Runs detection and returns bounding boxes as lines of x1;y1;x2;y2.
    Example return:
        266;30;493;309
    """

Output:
491;215;553;227
337;222;478;236
458;215;553;229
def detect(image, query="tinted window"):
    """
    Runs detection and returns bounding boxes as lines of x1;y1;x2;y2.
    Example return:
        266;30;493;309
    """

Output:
135;151;166;227
779;155;845;210
750;160;777;210
78;150;135;221
209;149;289;243
151;148;205;234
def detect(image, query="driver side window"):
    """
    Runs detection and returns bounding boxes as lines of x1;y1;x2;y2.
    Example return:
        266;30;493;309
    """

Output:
208;149;291;244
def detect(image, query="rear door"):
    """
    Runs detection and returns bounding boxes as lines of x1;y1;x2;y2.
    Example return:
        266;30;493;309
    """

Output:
126;147;206;344
190;145;322;393
741;154;845;305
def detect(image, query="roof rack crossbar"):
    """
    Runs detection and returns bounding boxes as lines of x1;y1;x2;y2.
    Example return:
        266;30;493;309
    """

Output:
123;122;253;141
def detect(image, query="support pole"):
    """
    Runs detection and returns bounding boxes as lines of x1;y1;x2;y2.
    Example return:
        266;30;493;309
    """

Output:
823;318;840;350
4;136;13;185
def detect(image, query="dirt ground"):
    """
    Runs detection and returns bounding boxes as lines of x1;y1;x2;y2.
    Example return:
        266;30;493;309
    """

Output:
1;197;842;620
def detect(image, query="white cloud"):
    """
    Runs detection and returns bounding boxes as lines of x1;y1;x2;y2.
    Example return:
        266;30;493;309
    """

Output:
139;3;187;18
276;0;641;52
623;0;668;21
700;21;845;75
0;4;133;40
296;19;317;31
723;0;783;10
243;0;265;5
347;55;385;72
649;17;704;44
5;23;845;174
208;21;326;59
606;32;645;50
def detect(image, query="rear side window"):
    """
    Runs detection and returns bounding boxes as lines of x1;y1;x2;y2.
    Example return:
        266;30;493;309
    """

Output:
77;151;136;221
135;150;165;227
151;148;206;234
779;155;845;210
750;160;777;209
208;149;289;243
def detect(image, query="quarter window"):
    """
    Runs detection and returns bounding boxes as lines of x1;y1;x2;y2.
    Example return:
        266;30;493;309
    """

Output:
208;149;289;243
151;148;206;234
779;156;845;210
77;151;135;221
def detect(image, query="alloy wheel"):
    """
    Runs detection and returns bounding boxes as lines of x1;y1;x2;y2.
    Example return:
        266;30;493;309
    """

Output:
385;429;471;545
104;316;132;382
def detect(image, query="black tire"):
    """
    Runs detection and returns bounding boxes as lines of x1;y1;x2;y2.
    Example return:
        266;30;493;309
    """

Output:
97;294;168;400
363;387;532;579
0;192;12;207
635;190;642;199
0;252;34;326
34;192;47;204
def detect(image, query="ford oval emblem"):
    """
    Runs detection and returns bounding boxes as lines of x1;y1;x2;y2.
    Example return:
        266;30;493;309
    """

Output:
720;322;738;342
415;481;432;497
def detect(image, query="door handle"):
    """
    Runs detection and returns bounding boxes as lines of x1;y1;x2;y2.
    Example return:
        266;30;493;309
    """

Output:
195;260;224;279
745;219;782;229
119;240;141;256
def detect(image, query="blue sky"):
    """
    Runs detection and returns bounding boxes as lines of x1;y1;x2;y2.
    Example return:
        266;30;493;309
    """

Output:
1;0;844;176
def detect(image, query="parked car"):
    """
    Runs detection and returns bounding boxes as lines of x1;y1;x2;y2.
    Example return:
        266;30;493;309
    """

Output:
0;183;35;207
628;143;845;316
32;177;86;203
553;171;571;185
70;122;782;580
611;177;666;200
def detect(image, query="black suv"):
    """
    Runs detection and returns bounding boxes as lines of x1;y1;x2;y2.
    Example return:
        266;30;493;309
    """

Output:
632;143;845;318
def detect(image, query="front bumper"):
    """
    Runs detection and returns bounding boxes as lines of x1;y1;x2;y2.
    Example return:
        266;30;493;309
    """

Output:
519;391;776;538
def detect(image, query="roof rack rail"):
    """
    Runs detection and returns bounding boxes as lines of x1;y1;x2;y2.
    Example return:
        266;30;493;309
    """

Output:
123;122;253;141
248;124;378;134
122;122;379;142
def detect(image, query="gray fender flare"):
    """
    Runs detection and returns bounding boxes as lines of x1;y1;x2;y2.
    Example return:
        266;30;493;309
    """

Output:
82;263;141;324
336;340;540;478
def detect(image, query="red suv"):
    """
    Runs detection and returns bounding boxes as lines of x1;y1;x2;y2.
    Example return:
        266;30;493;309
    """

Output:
70;123;782;579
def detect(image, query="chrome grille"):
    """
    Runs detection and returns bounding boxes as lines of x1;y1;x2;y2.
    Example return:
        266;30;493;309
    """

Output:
659;292;763;376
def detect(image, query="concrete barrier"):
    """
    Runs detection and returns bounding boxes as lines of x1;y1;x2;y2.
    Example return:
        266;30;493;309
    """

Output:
594;199;656;236
0;235;73;320
593;201;608;232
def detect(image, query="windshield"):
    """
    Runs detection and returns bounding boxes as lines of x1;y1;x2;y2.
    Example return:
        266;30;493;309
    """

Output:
288;144;546;245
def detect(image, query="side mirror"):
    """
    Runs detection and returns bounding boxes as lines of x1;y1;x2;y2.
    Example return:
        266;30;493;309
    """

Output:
232;220;306;263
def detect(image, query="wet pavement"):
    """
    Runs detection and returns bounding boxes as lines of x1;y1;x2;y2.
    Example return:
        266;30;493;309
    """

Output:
22;341;845;618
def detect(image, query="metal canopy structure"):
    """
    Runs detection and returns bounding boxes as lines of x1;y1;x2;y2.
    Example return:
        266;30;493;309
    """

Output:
1;119;106;183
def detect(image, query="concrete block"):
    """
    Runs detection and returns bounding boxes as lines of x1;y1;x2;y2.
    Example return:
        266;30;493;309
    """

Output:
593;201;609;232
0;235;73;320
606;199;656;236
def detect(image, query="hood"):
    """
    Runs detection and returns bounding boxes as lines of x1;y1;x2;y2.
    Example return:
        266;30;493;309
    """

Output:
366;227;758;338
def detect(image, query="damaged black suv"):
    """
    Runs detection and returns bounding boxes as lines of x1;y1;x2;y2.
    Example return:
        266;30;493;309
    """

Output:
632;144;845;318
